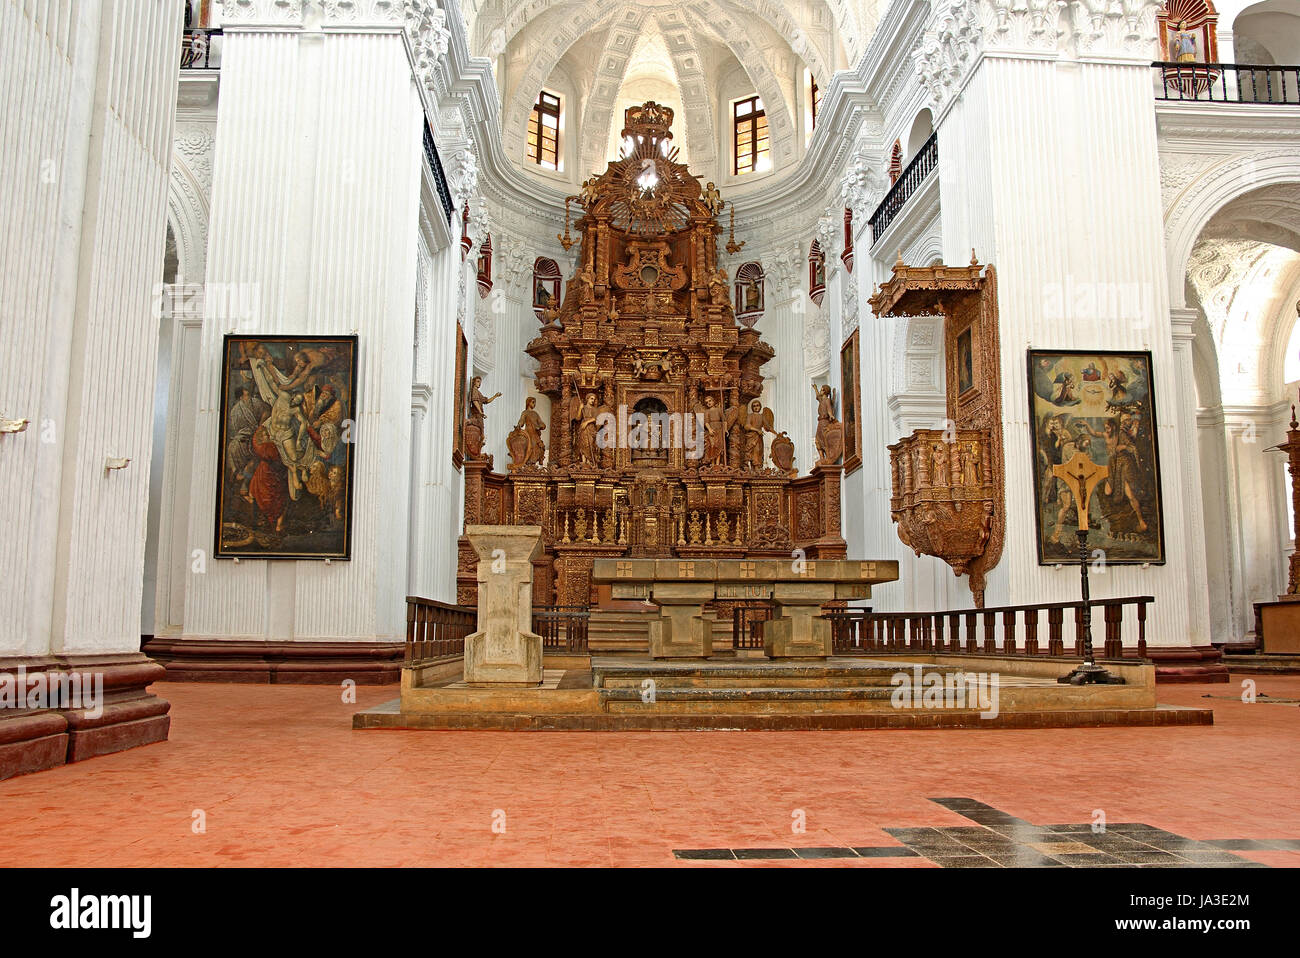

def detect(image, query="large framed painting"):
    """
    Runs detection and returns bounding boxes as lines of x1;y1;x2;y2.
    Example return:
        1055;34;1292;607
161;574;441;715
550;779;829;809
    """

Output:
215;334;359;559
840;329;862;474
1027;349;1165;565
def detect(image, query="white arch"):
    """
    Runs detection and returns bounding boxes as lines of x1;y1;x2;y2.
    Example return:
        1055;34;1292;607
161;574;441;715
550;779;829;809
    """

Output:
1164;150;1300;309
166;151;210;283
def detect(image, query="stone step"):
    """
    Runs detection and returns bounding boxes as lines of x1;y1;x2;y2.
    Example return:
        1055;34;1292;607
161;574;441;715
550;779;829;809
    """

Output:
587;610;655;653
598;685;994;714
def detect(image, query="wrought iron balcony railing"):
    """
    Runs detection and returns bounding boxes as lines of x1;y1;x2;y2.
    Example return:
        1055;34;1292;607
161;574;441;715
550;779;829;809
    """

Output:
1153;61;1300;104
422;123;454;225
180;28;221;70
869;131;937;245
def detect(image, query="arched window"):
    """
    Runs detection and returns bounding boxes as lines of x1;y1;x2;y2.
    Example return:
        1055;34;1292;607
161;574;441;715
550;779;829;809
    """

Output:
734;262;765;326
477;234;493;299
533;257;562;315
808;241;826;306
527;91;561;169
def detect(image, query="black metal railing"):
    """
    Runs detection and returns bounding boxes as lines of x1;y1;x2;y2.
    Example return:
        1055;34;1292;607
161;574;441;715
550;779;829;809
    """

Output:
533;605;590;654
180;28;221;70
869;132;937;245
1153;61;1300;104
406;596;475;666
423;123;454;225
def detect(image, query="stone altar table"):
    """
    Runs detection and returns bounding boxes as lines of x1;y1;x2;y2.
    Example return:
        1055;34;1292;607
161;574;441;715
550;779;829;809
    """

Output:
592;558;899;659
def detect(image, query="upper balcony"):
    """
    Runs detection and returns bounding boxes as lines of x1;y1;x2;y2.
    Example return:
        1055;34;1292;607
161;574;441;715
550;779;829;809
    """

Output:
1153;61;1300;105
180;27;222;71
868;132;938;247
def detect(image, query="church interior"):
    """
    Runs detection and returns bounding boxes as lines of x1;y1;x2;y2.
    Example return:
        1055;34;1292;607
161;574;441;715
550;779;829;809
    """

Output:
2;0;1300;878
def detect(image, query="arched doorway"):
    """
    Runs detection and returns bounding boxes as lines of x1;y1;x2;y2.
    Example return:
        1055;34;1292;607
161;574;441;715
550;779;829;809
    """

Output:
1185;182;1300;643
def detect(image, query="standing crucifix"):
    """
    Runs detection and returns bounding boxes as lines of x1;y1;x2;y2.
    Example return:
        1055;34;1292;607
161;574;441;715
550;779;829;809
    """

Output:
1051;450;1124;685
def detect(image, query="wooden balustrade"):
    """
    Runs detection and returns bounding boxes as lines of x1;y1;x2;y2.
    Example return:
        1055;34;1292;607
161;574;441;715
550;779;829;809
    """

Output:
533;606;590;654
826;597;1152;658
731;601;772;651
405;596;475;666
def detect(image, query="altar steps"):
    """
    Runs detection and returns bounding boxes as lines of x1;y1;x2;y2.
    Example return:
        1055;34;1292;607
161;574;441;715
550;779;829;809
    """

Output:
586;610;653;654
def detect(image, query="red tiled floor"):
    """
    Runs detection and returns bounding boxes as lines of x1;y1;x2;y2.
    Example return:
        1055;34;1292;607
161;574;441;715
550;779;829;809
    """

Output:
1;676;1297;867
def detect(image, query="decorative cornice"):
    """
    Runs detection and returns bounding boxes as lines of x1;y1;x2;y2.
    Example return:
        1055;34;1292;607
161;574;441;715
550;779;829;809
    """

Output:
913;0;1161;120
220;0;406;27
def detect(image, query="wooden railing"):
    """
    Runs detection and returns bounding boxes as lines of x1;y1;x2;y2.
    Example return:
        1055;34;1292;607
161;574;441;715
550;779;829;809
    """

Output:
533;605;590;654
731;601;773;651
829;597;1153;658
868;132;937;244
405;596;475;666
1153;61;1300;104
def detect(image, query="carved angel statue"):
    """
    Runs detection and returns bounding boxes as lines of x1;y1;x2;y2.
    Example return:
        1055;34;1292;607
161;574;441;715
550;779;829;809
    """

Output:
579;176;600;208
567;390;601;467
702;181;724;217
740;400;777;471
812;381;844;466
708;267;730;306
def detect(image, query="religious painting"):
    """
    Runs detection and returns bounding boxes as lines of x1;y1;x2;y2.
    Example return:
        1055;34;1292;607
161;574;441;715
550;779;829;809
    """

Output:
840;330;862;474
1027;349;1166;565
215;335;359;559
956;327;974;395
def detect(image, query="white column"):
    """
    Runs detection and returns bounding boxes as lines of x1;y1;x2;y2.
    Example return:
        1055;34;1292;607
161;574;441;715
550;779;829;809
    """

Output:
0;0;182;656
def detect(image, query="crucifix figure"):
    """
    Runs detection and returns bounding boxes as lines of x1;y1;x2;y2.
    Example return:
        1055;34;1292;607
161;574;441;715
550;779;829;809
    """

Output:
1051;451;1123;685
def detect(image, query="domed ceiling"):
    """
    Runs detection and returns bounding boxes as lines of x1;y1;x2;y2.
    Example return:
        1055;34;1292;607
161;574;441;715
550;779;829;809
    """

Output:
462;0;880;187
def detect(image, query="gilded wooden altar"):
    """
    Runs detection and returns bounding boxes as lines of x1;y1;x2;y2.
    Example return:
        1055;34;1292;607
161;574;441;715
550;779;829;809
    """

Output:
458;103;846;608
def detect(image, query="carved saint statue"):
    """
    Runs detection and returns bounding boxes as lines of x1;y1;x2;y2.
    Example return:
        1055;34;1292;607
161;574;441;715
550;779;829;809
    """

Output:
464;375;500;459
507;396;547;469
740;399;777;470
960;441;981;486
568;391;601;466
930;441;950;486
812;382;844;465
702;395;728;466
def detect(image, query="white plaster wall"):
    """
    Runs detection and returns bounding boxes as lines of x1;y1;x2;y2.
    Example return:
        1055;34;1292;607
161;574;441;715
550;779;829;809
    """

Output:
0;0;181;656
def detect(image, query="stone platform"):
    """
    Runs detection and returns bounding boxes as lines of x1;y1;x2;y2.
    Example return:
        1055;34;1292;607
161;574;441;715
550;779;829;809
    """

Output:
354;653;1212;731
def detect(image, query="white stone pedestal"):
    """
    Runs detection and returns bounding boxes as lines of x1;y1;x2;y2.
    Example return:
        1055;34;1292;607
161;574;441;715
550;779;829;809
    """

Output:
463;525;544;686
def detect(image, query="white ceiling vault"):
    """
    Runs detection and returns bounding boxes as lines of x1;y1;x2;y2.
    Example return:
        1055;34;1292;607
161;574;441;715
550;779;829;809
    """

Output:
462;0;878;186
